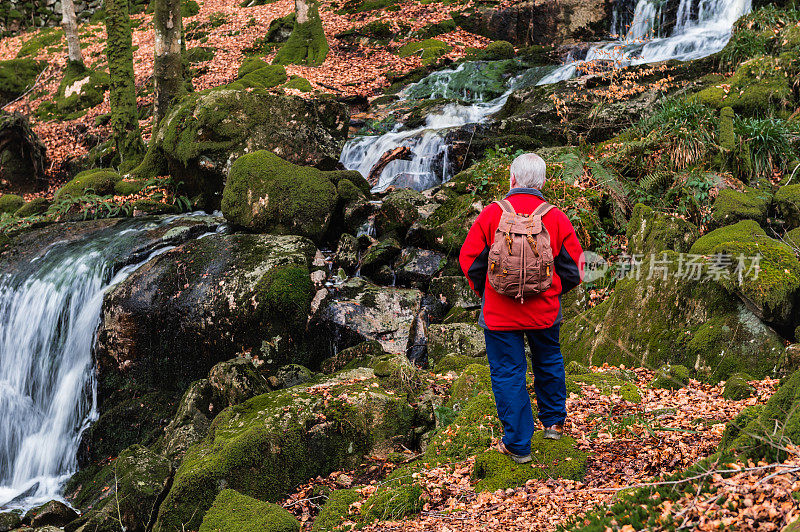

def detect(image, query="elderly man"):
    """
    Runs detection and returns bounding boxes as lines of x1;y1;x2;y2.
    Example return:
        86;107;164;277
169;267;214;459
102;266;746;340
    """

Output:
459;152;584;464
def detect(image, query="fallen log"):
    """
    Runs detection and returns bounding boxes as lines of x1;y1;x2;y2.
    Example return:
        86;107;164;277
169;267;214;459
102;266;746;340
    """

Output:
367;146;413;185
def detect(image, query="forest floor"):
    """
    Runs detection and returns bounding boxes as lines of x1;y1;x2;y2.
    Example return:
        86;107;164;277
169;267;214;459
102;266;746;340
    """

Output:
280;367;798;531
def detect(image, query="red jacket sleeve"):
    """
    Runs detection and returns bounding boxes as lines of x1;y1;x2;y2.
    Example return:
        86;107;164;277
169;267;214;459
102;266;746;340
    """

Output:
553;212;584;293
459;204;498;296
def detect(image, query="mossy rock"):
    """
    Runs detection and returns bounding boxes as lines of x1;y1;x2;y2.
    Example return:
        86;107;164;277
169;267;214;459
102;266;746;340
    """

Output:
376;188;426;235
55;168;121;199
719;368;800;461
144;89;348;209
718;404;764;452
273;2;329;66
235;59;287;89
397;39;452;64
565;360;589;375
15;197;50;217
693;56;793;115
423;392;504;463
312;488;360;531
221;150;338;242
199;489;300;532
650;364;691;390
284;75;313;92
0;193;24;214
690;220;800;325
36;61;109;120
571;372;642;403
15;27;62;58
181;0;200;16
722;373;756;400
411;18;456;39
114;178;146;196
427;322;485;366
255;264;315;328
359;237;401;280
0;58;47;106
153;369;414;532
626;203;699;254
433;353;488;373
467;40;515;61
473;432;588;492
446;363;492;408
560;251;786;381
709;185;772;229
774;183;800;230
0;511;21;531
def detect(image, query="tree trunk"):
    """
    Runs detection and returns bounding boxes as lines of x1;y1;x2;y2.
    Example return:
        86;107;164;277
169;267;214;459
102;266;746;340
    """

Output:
61;0;83;65
105;0;145;167
295;0;309;23
153;0;185;128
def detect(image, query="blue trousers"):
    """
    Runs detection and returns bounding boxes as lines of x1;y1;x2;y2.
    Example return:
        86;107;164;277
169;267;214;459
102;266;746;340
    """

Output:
484;325;566;456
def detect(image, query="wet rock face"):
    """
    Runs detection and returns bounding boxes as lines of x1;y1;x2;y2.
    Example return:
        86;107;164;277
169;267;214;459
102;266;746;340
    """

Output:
453;0;612;47
23;500;78;528
316;277;423;355
149;89;349;208
95;233;319;397
0;111;47;193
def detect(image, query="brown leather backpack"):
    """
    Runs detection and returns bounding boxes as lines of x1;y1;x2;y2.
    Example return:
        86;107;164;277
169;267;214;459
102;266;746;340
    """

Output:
487;199;555;302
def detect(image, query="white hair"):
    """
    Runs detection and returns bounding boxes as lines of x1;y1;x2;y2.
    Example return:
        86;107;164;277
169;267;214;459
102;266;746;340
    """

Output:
510;153;546;189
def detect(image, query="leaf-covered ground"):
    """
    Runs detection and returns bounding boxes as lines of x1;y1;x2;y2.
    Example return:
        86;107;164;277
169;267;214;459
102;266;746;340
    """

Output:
279;366;793;531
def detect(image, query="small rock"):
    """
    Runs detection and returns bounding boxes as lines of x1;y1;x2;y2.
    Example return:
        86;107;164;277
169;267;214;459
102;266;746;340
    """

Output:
336;474;353;488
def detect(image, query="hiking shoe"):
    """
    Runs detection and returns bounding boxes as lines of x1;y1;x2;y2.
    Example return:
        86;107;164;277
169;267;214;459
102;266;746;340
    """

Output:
493;441;532;464
543;424;564;440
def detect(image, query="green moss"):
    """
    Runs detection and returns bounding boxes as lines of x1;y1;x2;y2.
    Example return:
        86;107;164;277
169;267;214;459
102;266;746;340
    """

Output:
16;27;63;58
433;354;488;373
312;489;360;531
571;373;642;403
774;183;800;229
626;203;699;254
255;264;314;329
336;178;364;203
105;0;146;165
690;220;800;324
360;483;423;523
239;64;288;89
273;2;329;66
199;489;300;532
565;361;589;375
473;432;589;492
0;58;47;106
718;404;765;451
650;364;691;390
221;150;338;242
37;61;110;120
185;46;215;63
397;39;452;64
709;185;772;229
15;197;50;217
114;178;146;196
0;194;24;214
693;56;792;115
722;373;756;400
446;363;492;407
55;168;121;199
466;40;515;60
181;0;200;17
283;75;313;92
718;107;735;150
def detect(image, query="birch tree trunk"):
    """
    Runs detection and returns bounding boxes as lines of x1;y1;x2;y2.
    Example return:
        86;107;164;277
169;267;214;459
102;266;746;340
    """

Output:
153;0;185;128
61;0;83;65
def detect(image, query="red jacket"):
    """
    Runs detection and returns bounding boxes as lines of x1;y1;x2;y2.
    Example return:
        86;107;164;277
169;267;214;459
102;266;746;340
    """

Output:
459;188;584;330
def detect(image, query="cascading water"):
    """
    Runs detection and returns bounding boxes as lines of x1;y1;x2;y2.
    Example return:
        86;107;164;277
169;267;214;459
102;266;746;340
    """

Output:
340;0;751;192
0;218;189;510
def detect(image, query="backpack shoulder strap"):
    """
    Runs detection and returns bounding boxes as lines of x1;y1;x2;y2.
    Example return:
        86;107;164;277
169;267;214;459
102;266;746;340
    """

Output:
495;199;517;215
532;201;555;217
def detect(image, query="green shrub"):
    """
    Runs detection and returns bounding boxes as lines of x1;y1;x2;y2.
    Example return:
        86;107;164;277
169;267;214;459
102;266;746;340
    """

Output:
733;116;798;178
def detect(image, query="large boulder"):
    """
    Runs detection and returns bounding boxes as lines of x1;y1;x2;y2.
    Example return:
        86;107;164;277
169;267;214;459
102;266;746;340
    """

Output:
65;445;172;532
689;220;800;328
143;89;349;208
315;277;423;355
0;111;47;193
221;150;369;242
152;368;417;532
452;0;611;46
626;203;699;255
561;251;789;381
95;233;319;397
427;322;486;370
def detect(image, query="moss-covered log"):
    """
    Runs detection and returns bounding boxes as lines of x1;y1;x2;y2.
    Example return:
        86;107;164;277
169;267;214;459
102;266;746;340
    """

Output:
105;0;145;167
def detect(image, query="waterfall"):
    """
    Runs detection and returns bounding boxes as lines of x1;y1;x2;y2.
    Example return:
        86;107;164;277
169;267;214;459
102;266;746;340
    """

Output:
0;219;179;510
340;0;751;192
